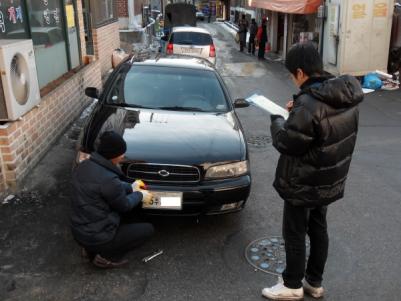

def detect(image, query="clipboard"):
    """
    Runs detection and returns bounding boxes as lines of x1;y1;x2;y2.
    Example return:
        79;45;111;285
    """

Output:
246;94;289;120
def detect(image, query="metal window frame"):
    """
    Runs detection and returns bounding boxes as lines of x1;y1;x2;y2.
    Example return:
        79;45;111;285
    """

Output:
82;0;94;55
89;0;118;29
61;0;83;68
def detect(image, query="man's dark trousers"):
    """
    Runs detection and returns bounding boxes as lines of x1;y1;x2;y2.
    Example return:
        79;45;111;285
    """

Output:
248;35;256;54
282;201;329;289
84;222;154;260
240;40;246;52
258;41;266;59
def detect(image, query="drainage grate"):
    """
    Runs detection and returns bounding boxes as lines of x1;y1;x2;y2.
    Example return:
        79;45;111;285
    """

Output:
245;236;309;275
247;135;272;148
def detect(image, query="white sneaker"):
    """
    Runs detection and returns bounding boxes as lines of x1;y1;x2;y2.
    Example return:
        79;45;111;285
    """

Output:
302;279;324;298
262;278;304;300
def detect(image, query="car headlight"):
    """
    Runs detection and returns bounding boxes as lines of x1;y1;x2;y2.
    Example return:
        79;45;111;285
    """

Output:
205;161;249;179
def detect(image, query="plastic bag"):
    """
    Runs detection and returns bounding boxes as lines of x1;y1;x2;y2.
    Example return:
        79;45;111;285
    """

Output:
362;73;382;90
235;32;240;44
112;48;129;68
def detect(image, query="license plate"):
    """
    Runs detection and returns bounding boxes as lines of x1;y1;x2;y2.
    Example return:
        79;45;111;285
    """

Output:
142;191;183;210
181;47;200;54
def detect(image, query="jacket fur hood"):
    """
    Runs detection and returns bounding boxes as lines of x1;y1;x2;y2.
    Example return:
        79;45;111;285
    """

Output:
301;75;364;109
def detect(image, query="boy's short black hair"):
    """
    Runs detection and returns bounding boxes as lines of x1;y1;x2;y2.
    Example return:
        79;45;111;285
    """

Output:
285;42;323;77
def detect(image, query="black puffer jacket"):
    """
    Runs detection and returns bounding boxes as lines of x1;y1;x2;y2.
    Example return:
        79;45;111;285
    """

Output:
71;153;143;246
270;75;363;207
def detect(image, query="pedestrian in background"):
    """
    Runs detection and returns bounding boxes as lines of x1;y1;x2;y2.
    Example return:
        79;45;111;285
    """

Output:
71;131;154;268
262;43;363;300
257;17;268;60
238;15;248;52
248;18;258;55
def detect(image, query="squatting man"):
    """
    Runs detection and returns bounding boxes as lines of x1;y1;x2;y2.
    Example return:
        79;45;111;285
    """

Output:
71;131;154;268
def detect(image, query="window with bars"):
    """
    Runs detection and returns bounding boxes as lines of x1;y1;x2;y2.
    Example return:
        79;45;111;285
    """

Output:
0;0;82;89
90;0;117;27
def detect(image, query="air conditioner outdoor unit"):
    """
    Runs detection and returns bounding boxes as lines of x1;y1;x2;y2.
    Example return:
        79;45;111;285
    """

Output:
0;39;41;121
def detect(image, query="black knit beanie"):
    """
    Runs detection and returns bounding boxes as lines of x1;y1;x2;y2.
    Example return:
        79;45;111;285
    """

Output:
97;131;127;160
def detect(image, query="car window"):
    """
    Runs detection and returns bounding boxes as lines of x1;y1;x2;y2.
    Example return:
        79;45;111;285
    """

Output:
119;65;229;112
170;32;213;46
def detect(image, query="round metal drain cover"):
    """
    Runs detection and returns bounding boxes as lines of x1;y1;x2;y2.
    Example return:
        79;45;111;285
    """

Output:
245;236;309;275
247;135;271;148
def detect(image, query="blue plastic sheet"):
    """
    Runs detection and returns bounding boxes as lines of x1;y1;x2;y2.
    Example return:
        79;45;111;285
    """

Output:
363;73;383;90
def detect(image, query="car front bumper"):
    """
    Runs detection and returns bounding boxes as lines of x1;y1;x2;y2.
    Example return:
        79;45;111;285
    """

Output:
142;175;251;216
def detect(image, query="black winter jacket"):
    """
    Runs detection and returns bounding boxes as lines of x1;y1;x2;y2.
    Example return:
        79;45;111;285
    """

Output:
71;153;143;245
270;75;363;207
250;23;258;37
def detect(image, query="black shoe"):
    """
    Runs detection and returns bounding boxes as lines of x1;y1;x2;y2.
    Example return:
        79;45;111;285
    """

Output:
92;254;129;269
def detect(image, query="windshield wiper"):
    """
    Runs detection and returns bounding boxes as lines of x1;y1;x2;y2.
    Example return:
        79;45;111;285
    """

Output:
106;103;155;109
158;106;205;112
125;104;155;109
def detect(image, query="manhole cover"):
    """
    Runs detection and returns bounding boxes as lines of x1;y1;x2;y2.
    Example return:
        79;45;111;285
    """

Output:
247;135;271;148
245;236;309;275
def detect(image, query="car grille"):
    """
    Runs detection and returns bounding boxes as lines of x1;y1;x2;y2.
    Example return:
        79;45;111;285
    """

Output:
125;163;201;183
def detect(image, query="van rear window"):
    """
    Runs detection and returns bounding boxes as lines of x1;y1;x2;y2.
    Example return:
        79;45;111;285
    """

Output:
170;32;213;46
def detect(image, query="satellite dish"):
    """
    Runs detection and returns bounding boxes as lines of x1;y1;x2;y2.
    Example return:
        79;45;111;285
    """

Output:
10;53;30;106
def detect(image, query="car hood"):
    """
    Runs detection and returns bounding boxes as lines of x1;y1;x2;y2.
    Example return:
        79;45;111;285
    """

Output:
102;107;245;165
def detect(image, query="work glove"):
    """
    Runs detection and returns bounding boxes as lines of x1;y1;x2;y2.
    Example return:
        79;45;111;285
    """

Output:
141;190;154;206
132;180;147;191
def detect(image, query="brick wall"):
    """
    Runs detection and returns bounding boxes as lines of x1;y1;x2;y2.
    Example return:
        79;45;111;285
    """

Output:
92;22;121;75
0;150;5;193
0;61;101;191
118;0;129;17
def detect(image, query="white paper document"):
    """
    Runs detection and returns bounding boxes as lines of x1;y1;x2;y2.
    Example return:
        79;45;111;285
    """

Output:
247;94;289;120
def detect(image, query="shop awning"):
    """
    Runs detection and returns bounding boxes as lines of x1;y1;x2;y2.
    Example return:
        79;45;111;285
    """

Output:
248;0;322;14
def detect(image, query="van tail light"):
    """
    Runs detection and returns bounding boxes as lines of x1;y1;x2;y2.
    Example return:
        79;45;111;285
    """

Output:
167;43;173;54
209;44;216;57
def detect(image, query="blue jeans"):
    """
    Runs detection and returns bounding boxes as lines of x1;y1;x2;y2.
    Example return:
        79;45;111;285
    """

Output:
282;202;329;289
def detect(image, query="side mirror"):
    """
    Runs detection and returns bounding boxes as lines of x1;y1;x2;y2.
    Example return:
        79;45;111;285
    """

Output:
234;98;250;108
85;87;99;99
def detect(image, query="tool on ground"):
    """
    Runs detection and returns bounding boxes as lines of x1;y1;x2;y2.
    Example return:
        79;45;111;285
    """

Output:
142;250;164;263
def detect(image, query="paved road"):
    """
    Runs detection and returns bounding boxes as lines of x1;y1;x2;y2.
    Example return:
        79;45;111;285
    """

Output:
1;22;401;301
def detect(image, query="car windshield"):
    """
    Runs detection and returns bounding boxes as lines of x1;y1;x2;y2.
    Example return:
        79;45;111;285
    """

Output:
170;32;212;46
112;65;229;113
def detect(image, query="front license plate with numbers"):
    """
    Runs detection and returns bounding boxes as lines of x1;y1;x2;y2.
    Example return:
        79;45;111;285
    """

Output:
142;192;183;210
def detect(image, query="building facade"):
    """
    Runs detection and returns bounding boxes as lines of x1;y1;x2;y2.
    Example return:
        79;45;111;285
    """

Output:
247;0;322;59
117;0;151;29
0;0;121;193
247;0;395;75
